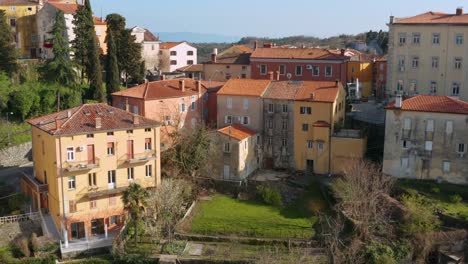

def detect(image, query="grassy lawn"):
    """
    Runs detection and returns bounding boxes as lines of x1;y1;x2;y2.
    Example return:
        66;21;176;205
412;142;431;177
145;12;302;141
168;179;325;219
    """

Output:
0;122;31;149
398;179;468;220
187;185;327;239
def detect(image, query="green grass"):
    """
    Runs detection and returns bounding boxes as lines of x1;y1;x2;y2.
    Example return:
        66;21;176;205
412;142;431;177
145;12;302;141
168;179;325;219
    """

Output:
0;122;31;149
398;179;468;220
189;193;320;239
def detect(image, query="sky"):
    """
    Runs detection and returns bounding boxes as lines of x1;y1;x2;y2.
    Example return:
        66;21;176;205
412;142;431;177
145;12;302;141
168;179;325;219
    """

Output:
91;0;466;38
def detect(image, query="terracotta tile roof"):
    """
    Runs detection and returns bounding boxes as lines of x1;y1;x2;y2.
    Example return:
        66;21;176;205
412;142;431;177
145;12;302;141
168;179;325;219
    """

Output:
176;64;203;72
232;45;253;53
160;42;183;49
251;47;348;61
48;1;78;14
93;16;105;25
375;54;387;62
27;104;160;136
207;53;251;64
201;80;225;92
313;121;331;128
394;11;468;24
294;81;341;103
217;79;271;97
334;48;375;62
143;29;158;42
0;0;35;6
385;95;468;115
217;125;257;141
112;78;207;100
262;81;302;100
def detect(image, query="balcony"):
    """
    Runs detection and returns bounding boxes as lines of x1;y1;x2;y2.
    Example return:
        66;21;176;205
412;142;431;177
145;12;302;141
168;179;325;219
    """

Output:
22;174;48;193
86;180;142;199
64;158;100;172
119;150;157;164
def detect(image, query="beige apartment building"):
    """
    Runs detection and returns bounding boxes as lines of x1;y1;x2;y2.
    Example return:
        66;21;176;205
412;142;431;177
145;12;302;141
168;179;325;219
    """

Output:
22;104;161;242
383;95;468;184
387;8;468;100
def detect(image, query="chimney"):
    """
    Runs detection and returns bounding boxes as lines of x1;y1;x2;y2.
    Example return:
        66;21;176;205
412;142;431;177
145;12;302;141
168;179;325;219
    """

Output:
254;40;258;50
340;49;345;56
263;42;273;48
67;110;71;118
133;114;139;125
389;16;394;24
125;98;130;112
268;71;274;80
95;117;102;129
55;117;61;130
160;74;165;81
456;7;463;15
196;80;202;93
211;53;217;63
395;95;403;109
179;79;185;92
275;71;280;81
335;79;340;87
301;44;306;49
310;93;315;100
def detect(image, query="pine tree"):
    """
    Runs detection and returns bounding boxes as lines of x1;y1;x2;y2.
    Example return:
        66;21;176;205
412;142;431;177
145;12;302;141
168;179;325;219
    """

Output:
105;31;120;100
0;10;17;76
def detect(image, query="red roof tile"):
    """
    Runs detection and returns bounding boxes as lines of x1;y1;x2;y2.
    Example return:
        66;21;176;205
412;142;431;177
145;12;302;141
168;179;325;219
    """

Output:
206;53;251;64
160;42;184;49
112;78;207;100
93;16;106;25
176;64;203;72
217;125;257;141
386;95;468;115
294;81;341;103
394;11;468;24
313;121;331;128
0;0;35;6
48;2;78;13
251;47;348;61
217;79;271;97
27;104;160;136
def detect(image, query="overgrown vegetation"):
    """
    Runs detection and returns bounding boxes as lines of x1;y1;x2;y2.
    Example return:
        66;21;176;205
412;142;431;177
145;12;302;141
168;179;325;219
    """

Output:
256;185;282;207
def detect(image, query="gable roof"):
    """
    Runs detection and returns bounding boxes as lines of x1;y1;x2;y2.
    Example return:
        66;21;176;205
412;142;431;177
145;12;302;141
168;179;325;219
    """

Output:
207;53;251;65
251;47;349;61
394;11;468;24
143;29;158;41
217;79;271;97
217;125;257;141
218;45;253;56
112;78;207;100
0;0;36;6
47;1;78;13
262;81;302;100
160;42;184;49
176;64;203;72
294;81;341;103
385;95;468;115
93;16;105;25
27;104;160;136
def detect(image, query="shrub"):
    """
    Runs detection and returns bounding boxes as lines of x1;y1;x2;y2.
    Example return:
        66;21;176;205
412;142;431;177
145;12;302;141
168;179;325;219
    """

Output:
430;187;440;194
365;241;397;264
16;237;30;257
450;194;462;203
400;193;441;236
30;233;39;253
8;193;29;212
256;185;282;207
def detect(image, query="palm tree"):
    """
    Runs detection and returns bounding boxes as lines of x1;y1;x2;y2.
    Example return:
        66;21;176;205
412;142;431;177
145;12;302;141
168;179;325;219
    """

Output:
122;182;148;245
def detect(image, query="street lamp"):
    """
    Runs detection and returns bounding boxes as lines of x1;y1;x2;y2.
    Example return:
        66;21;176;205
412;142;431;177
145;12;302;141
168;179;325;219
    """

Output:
6;112;13;145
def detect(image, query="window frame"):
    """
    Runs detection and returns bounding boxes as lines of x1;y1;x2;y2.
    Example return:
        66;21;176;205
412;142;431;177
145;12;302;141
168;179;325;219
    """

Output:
145;165;152;177
260;64;267;75
68;176;76;190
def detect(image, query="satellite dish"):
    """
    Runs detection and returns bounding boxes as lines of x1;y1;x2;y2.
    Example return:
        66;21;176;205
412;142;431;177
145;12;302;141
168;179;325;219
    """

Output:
286;73;292;80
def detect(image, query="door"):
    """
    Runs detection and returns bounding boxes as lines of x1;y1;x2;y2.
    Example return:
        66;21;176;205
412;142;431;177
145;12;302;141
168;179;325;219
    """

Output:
306;160;314;175
71;222;85;239
223;165;230;180
91;219;105;236
87;145;95;164
127;140;134;159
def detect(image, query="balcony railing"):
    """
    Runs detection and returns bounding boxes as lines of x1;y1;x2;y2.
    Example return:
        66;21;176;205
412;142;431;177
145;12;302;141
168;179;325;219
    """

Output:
64;158;100;172
119;150;157;164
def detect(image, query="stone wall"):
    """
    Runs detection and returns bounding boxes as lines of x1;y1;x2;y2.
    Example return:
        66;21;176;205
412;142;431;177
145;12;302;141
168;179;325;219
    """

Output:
0;142;32;167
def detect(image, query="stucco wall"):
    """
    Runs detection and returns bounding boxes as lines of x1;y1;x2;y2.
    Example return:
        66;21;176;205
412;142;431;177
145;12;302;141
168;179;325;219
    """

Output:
217;95;264;132
204;64;250;81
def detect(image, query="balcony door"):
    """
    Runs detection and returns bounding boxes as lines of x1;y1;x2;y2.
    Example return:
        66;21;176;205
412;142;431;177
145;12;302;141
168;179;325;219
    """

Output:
87;145;95;164
127;140;134;159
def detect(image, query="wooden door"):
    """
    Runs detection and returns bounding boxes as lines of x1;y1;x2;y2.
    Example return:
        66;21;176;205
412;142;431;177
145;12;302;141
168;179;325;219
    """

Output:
87;145;95;164
127;140;134;159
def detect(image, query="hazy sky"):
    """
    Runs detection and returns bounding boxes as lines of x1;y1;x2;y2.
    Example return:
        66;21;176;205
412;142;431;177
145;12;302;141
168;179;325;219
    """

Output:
90;0;466;37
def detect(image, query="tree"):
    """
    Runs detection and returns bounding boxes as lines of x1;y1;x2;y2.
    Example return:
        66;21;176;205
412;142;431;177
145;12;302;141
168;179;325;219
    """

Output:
0;10;17;76
105;31;120;100
40;10;77;86
0;73;12;112
105;14;126;74
71;1;90;83
122;183;148;245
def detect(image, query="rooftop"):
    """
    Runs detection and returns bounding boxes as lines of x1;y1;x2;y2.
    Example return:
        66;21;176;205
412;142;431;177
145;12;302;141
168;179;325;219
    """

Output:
27;104;160;136
251;47;349;61
386;95;468;115
208;53;251;65
217;125;257;141
160;42;185;49
217;79;271;97
394;10;468;24
176;64;203;72
0;0;36;5
47;1;78;14
263;81;341;102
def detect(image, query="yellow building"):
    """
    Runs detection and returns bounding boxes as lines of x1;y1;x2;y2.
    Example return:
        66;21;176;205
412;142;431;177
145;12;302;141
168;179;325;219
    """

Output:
293;81;366;174
0;0;39;58
22;103;161;241
345;49;374;98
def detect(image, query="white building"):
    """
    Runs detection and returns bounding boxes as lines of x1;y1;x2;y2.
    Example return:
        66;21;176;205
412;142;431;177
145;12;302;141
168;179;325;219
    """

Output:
159;42;197;73
131;27;160;72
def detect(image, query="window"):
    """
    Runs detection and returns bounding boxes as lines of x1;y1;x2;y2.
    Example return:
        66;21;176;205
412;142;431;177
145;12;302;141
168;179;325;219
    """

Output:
107;132;114;136
403;118;411;130
90;199;97;210
170;51;177;56
227;97;232;109
442;161;451;173
446;121;453;134
260;64;267;75
108;170;116;184
412;33;420;44
133;105;139;114
69;200;77;213
409;80;417;92
458;143;466;153
68;176;76;190
9;6;15;11
268;120;273;129
425;141;433;151
317;142;324;150
42;140;45;155
431;57;439;69
325;66;332;77
454;58;462;69
145;165;152;177
282;120;287;129
241;74;247;79
187;50;194;55
242;116;250;125
300;106;311;115
110;215;119;225
397;56;405;67
190;96;196;111
225;115;232;124
302;124;309;131
279;64;286;75
127;167;134;180
180;102;186;112
107;142;114;155
432;33;440;45
268;103;274;113
243;98;249;110
10;18;16;27
401;157;409;168
456;34;463;45
225;73;232;80
66;147;75;161
282;138;287;147
151;44;155;50
351;66;355;73
452;82;460;96
88;173;96;186
267;137;272;145
170;60;177;65
399;33;406;45
295;65;303;76
187;60;194;65
282;104;288;113
402;140;409;149
411;56;419;68
44;171;47;184
430;81;437;94
426;120;434;132
307;140;313;149
224;142;230;153
312;66;319;76
127;130;133;134
145;138;151;150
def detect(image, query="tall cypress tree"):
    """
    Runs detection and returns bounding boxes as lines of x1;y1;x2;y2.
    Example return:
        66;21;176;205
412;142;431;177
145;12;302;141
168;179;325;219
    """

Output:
71;4;88;84
0;10;17;76
105;31;120;100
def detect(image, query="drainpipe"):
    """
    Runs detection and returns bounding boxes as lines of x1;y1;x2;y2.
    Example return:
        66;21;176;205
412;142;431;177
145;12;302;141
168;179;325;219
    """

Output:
58;136;68;248
328;103;333;175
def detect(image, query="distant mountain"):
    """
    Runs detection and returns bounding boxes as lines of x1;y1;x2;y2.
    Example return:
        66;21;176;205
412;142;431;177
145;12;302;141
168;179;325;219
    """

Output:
154;32;241;44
